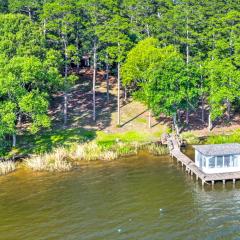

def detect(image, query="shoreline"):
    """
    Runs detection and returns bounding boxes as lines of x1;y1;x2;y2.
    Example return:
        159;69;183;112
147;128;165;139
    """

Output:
2;129;240;177
0;141;169;177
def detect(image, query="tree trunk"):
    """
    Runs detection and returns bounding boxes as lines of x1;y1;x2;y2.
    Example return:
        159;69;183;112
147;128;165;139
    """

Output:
200;73;204;123
201;95;205;123
28;7;32;20
124;87;127;101
63;92;68;126
12;134;16;148
186;16;190;65
177;110;181;123
146;24;150;37
173;114;179;135
63;36;68;127
63;56;68;126
186;108;189;126
186;16;190;128
18;113;22;127
93;43;97;121
208;113;212;132
117;62;121;126
43;19;47;37
226;99;231;121
76;22;80;74
148;110;151;129
106;61;110;103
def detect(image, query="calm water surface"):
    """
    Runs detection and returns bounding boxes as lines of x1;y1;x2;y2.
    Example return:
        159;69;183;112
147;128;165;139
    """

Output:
0;152;240;240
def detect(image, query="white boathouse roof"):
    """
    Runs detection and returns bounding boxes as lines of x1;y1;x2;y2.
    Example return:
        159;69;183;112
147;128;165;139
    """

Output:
193;143;240;156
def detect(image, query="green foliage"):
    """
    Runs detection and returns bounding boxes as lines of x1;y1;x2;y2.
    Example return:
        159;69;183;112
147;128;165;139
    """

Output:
123;38;200;118
181;132;200;145
0;0;8;13
2;0;240;156
0;14;62;146
0;101;16;137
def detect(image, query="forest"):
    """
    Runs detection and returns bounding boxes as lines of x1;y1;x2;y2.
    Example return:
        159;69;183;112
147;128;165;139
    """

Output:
1;0;240;154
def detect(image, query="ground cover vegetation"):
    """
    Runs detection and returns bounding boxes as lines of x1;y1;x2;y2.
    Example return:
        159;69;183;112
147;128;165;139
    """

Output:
1;0;240;170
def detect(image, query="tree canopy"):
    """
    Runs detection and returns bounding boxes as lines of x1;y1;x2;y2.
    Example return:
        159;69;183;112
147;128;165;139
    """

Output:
1;0;240;149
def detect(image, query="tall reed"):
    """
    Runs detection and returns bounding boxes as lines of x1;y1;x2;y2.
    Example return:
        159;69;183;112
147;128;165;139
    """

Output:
146;144;169;156
25;147;72;172
0;161;16;175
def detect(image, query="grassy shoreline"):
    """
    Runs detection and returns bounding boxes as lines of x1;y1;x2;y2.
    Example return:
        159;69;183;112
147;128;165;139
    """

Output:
0;140;169;176
3;129;240;176
181;130;240;145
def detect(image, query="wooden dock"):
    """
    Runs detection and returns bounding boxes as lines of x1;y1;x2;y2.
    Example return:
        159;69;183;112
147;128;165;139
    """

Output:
167;134;240;186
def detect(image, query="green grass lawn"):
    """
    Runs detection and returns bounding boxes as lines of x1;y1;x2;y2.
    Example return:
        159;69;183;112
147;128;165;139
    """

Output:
10;128;96;156
205;130;240;144
5;127;165;158
96;130;153;147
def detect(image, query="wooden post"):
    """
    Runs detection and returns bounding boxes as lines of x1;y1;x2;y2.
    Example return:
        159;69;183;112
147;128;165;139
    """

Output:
202;180;204;186
223;179;226;185
211;180;214;186
233;179;236;185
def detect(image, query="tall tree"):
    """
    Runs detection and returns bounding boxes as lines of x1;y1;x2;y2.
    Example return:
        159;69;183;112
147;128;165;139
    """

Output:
98;11;132;126
41;0;78;127
0;14;62;146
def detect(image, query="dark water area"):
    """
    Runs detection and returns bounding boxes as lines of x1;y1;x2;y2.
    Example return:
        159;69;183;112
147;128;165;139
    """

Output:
0;151;240;240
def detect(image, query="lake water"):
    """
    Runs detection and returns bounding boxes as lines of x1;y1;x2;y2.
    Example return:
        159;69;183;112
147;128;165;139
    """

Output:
0;152;240;240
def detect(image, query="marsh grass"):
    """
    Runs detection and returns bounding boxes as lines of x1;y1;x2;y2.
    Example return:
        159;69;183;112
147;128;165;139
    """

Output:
71;141;140;161
0;161;16;175
70;142;103;161
25;147;72;172
23;139;169;173
146;144;169;156
100;151;118;161
114;142;140;156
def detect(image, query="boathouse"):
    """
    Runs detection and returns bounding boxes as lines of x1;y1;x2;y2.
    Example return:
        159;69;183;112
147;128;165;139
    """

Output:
193;144;240;174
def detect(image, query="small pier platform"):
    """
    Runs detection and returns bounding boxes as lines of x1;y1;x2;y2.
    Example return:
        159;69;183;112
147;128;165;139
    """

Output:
167;134;240;186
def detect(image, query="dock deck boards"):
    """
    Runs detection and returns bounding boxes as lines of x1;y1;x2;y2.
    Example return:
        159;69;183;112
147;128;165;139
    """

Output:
167;134;240;185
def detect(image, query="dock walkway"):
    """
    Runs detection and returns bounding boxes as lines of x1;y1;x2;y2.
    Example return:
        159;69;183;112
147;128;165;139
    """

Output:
167;134;240;186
